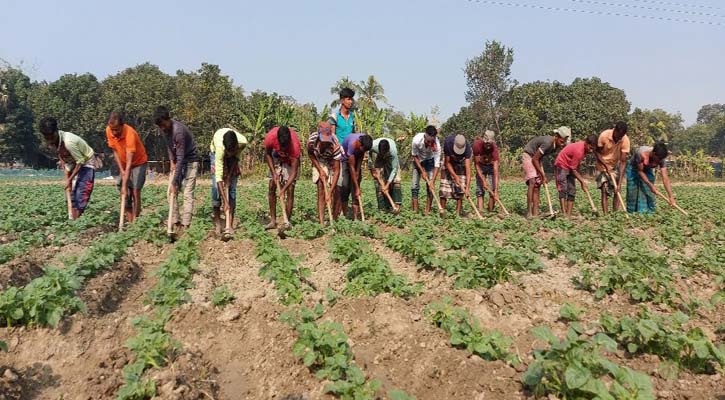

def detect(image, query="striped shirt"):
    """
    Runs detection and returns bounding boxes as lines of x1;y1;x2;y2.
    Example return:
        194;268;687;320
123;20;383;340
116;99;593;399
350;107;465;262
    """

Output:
308;131;342;162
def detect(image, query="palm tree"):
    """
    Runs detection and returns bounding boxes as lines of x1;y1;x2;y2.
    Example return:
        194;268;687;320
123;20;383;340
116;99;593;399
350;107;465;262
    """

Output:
357;75;388;109
329;76;360;108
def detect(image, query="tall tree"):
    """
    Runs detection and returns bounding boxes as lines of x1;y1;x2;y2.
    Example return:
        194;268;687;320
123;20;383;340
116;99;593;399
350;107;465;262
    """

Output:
0;68;40;166
464;40;516;145
696;104;725;124
175;63;243;150
98;63;177;161
628;108;684;147
357;75;388;109
29;73;102;149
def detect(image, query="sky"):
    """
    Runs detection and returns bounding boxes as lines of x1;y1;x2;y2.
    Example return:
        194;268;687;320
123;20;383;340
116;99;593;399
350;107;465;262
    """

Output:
1;0;723;125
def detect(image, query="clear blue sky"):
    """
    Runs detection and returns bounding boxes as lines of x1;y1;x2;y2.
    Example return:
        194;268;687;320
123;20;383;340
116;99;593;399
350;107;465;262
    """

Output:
2;0;723;125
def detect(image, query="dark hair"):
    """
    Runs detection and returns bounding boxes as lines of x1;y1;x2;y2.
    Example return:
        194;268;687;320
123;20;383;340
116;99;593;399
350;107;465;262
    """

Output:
378;139;390;156
585;134;598;147
222;130;240;181
339;87;355;99
359;134;373;151
39;117;58;136
108;111;125;126
277;126;291;149
425;125;437;136
153;106;171;125
614;121;628;135
652;142;668;160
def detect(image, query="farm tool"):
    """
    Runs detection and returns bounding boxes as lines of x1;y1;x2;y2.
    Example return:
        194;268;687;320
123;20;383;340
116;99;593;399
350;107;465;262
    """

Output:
118;191;126;231
655;190;689;216
601;166;629;219
372;172;400;214
357;192;366;222
583;185;599;215
322;178;335;227
465;193;485;220
274;176;291;238
540;181;558;219
166;183;177;242
424;177;445;217
65;186;73;220
479;177;510;216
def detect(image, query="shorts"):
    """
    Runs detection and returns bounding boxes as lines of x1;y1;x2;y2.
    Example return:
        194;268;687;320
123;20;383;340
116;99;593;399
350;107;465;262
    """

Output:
312;159;336;186
338;161;361;203
596;170;616;196
522;152;542;187
439;169;465;200
555;167;576;201
475;164;496;197
411;158;436;199
116;163;146;208
72;166;95;211
269;154;294;186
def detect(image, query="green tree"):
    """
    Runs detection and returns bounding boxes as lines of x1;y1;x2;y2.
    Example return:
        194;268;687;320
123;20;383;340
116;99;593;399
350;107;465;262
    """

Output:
175;63;243;151
357;75;388;109
0;67;39;166
464;40;516;144
29;73;102;149
696;104;725;124
98;63;177;161
628;108;684;147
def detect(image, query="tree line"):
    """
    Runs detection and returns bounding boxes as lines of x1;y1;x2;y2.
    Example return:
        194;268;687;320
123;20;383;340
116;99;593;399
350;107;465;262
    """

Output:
1;41;723;173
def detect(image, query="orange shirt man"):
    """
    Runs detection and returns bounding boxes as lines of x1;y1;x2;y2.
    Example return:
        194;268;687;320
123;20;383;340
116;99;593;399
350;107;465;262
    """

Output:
106;112;148;223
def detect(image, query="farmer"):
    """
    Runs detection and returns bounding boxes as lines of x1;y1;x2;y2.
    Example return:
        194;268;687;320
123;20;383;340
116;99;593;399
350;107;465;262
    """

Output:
329;87;357;143
411;125;441;214
264;126;301;229
210;128;247;235
106;111;148;223
522;127;571;217
368;137;402;212
154;106;200;233
553;134;598;217
439;134;472;216
595;121;630;214
472;130;500;213
39;117;98;220
338;133;373;220
308;122;342;225
626;142;677;213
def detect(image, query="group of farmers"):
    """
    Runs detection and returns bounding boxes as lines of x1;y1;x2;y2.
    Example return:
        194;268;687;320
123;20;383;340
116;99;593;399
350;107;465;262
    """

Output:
39;87;679;238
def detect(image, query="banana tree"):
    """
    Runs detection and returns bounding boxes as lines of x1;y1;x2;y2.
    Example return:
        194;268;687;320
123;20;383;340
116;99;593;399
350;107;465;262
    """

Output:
240;96;273;169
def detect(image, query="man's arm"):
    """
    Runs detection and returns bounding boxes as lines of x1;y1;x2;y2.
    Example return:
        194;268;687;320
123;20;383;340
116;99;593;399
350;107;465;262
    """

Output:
265;148;277;185
473;156;486;184
172;133;186;188
493;159;500;193
464;158;472;196
387;151;399;186
331;159;341;187
349;154;362;198
122;151;135;195
445;155;460;187
66;163;82;189
217;180;230;211
636;163;658;194
660;166;675;205
617;152;628;189
572;168;588;191
532;151;547;184
281;158;300;194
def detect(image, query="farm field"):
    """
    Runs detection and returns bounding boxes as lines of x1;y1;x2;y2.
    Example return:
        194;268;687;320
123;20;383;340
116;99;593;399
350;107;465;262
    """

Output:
0;177;723;400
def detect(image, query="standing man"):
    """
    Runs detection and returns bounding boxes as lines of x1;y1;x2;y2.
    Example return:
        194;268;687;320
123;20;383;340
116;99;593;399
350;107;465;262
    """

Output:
411;125;441;214
329;88;357;144
154;106;200;232
338;133;373;219
264;126;301;229
472;130;500;213
626;142;677;213
595;121;630;214
553;134;598;217
39;117;98;220
106;111;148;224
368;137;402;212
521;127;571;217
439;134;472;216
308;122;342;225
210;128;247;236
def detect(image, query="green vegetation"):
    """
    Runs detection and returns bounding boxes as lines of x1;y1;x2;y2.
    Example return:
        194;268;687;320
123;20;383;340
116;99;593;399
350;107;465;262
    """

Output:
426;298;519;365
